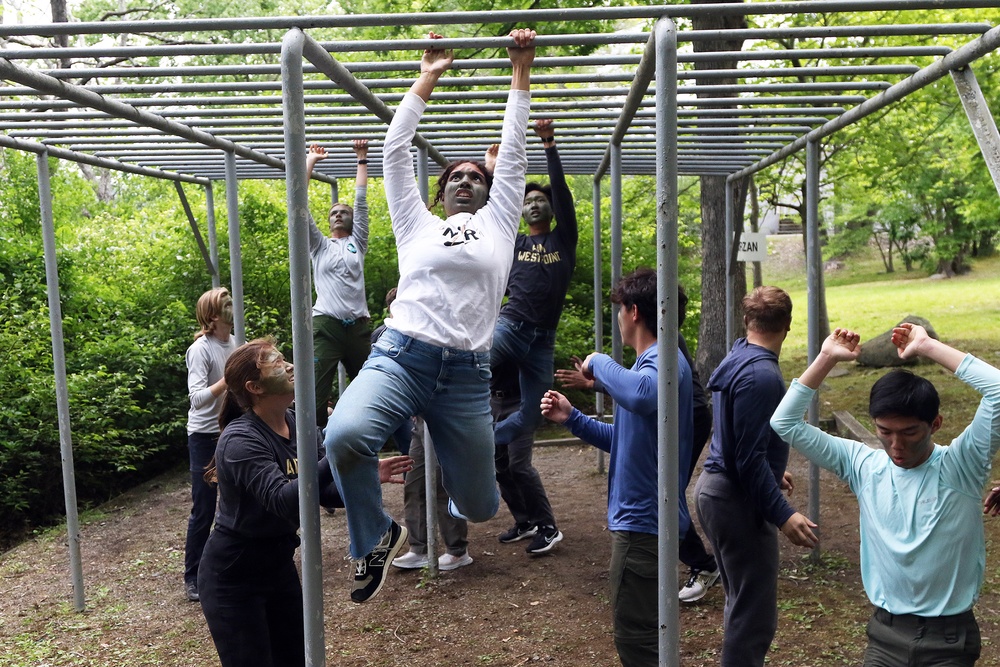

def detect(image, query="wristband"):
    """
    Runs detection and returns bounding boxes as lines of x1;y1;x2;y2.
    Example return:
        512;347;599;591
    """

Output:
357;159;368;165
541;137;554;144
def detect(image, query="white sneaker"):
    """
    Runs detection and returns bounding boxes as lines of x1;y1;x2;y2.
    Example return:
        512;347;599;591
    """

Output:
391;550;429;569
438;552;473;571
678;568;720;603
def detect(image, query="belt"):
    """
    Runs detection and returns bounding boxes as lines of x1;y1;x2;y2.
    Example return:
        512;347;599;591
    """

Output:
338;316;369;327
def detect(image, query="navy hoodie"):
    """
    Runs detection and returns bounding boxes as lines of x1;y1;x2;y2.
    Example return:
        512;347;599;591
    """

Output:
703;338;795;528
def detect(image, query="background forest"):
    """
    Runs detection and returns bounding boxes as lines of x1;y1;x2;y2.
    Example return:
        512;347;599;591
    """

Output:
0;0;998;546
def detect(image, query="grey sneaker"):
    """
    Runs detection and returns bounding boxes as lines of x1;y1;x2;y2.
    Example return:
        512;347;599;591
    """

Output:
678;568;720;603
351;520;408;603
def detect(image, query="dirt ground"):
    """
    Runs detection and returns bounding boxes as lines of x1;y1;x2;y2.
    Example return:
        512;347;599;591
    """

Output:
3;442;1000;666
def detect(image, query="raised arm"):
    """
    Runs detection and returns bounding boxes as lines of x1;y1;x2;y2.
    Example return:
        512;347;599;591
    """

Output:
535;119;578;244
409;32;454;102
306;143;326;181
893;322;966;373
351;139;370;253
507;28;536;92
353;139;368;189
798;328;861;390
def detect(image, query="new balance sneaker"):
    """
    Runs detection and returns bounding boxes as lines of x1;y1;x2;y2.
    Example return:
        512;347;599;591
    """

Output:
678;567;721;603
526;525;563;554
392;550;429;570
498;523;538;544
350;520;408;603
438;552;474;571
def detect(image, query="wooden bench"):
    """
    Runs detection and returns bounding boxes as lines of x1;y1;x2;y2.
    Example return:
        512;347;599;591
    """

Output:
833;410;881;450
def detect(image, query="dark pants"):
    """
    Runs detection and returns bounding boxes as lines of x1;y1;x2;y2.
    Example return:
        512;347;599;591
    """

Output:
864;608;981;667
199;527;304;667
492;390;556;528
184;432;219;585
696;471;778;667
402;418;469;556
679;406;716;572
610;531;659;667
313;314;371;427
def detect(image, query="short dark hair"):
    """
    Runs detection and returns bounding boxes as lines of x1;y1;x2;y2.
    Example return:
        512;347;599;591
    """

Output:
742;286;792;334
524;182;552;202
611;267;657;337
431;160;494;210
678;284;689;328
869;369;940;424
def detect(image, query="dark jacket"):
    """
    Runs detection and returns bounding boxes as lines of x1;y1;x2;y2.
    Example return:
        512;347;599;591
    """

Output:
703;338;795;527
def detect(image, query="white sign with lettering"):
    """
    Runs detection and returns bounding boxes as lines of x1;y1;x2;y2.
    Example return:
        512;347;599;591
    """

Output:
737;232;767;262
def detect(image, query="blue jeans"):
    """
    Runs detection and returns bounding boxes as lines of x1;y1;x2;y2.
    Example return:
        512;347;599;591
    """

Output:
325;328;500;559
185;431;219;584
490;317;556;447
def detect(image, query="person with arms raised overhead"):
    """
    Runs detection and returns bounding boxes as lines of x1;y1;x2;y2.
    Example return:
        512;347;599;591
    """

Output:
772;322;1000;666
485;116;577;556
324;29;537;603
303;139;371;427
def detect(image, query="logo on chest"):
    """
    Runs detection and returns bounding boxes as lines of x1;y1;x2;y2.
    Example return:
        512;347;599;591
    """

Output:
440;222;481;247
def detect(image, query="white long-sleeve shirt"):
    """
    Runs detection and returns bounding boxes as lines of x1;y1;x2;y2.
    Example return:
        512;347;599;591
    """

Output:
186;333;237;435
382;89;530;351
307;186;369;320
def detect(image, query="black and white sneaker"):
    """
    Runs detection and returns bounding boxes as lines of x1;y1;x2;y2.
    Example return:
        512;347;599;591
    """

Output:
526;525;563;555
498;522;538;543
350;520;408;604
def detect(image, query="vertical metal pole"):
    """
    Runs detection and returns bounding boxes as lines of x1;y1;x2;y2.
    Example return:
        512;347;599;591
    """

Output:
205;182;220;289
655;18;680;667
37;150;85;613
610;144;623;366
805;138;822;560
416;145;439;576
950;66;1000;198
592;178;605;475
224;151;246;346
330;178;339;206
724;182;735;348
281;27;324;667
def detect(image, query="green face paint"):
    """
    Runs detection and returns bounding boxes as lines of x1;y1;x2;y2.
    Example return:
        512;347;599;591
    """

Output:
220;296;234;325
259;350;294;395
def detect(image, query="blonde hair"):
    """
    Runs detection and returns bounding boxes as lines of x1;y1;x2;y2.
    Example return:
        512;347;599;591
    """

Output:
194;287;231;340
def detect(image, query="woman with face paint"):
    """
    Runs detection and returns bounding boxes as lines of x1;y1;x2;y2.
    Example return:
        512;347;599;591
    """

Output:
324;29;536;604
183;286;237;603
198;339;411;667
302;139;372;428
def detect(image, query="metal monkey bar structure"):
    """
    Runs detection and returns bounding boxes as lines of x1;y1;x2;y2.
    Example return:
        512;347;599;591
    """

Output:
3;3;1000;665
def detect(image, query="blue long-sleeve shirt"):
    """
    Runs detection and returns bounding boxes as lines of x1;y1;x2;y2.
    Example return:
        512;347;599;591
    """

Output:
703;338;795;528
563;346;693;536
771;355;1000;616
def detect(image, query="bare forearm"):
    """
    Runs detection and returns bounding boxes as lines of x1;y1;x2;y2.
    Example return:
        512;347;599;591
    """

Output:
510;62;530;91
918;338;966;373
410;71;443;102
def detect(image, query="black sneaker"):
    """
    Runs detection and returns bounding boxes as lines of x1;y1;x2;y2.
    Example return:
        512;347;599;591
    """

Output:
350;520;408;604
526;525;563;555
498;522;538;543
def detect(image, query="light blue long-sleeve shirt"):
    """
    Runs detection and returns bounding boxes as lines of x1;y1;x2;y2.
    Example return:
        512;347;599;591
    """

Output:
770;354;1000;616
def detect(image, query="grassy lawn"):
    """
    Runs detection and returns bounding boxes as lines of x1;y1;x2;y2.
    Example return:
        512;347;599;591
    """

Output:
759;238;1000;443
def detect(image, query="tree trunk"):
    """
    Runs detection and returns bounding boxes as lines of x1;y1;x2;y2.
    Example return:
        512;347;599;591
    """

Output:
749;175;763;289
691;1;747;381
50;0;72;70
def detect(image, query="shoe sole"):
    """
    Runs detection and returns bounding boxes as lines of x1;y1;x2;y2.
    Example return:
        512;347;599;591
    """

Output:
352;524;408;603
391;557;429;570
526;531;563;555
678;589;707;603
